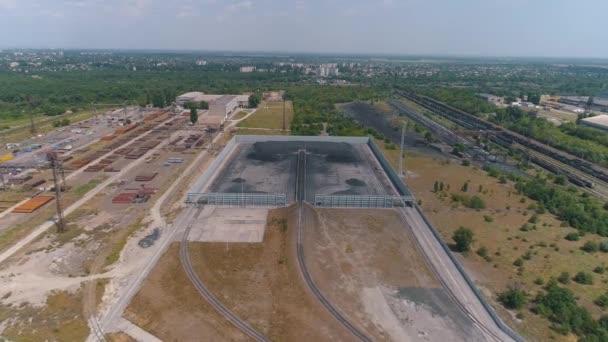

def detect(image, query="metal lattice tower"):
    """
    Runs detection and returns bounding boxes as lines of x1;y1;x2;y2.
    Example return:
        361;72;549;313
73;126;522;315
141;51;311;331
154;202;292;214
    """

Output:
47;153;66;232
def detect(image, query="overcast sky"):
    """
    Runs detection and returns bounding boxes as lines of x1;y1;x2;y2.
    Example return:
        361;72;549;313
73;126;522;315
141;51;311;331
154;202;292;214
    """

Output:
0;0;607;58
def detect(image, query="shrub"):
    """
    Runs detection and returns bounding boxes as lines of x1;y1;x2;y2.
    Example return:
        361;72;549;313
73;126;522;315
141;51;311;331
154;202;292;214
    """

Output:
528;214;539;224
477;246;488;258
581;241;599;253
452;227;474;253
573;271;593;285
483;215;494;223
461;160;470;166
468;195;485;209
558;272;570;284
594;266;605;274
498;286;528;310
513;258;524;267
564;232;580;241
595;294;608;309
600;241;608;252
534;277;545;285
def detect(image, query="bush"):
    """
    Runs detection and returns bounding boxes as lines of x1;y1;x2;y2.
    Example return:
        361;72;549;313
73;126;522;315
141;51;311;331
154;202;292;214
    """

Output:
513;258;524;267
528;214;539;224
483;215;494;223
594;266;605;274
498;286;528;310
534;277;545;285
461;160;470;166
581;241;599;253
476;247;488;258
573;271;593;285
564;232;580;241
452;227;474;253
558;272;570;284
600;241;608;252
595;294;608;309
468;195;486;209
533;280;599;338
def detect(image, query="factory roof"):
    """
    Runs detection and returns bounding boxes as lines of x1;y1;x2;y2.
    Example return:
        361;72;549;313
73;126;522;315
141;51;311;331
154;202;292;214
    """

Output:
581;114;608;129
210;95;237;106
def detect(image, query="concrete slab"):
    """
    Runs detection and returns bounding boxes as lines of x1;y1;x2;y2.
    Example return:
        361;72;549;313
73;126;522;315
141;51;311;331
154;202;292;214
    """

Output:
188;206;268;243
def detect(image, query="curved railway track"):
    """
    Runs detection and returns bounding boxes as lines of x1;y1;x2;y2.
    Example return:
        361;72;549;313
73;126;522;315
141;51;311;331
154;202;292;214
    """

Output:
294;149;373;342
396;207;507;342
179;206;270;342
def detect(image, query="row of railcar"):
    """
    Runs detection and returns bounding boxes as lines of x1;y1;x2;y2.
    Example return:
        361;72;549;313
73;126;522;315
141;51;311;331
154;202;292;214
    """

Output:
400;92;608;186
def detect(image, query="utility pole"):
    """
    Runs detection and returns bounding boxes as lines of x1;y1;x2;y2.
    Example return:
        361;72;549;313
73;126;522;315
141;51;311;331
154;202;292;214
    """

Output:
28;96;36;134
398;123;406;177
282;93;287;131
47;153;66;233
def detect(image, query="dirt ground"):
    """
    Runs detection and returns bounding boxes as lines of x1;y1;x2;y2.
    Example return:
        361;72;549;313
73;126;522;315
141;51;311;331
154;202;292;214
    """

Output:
126;206;352;341
124;243;249;341
303;206;483;341
391;150;608;341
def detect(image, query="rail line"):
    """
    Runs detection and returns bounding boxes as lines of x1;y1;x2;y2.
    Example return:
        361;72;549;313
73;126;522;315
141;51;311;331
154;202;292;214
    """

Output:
399;92;608;183
294;149;373;342
179;206;270;342
396;207;506;341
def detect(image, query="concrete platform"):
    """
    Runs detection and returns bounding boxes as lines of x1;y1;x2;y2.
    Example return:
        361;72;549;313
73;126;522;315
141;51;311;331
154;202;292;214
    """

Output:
188;206;267;243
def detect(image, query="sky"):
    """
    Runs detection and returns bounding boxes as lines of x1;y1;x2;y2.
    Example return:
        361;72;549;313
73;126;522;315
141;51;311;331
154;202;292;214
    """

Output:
0;0;607;58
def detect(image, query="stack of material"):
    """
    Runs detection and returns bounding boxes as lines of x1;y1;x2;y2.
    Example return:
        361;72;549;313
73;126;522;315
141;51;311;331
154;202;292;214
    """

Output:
195;139;206;147
167;157;184;164
139;140;160;150
112;193;136;204
23;179;46;190
115;147;133;155
58;155;73;163
104;167;119;172
13;195;54;213
84;164;104;172
168;136;183;146
114;124;136;134
100;135;116;141
8;175;32;184
125;149;146;159
183;134;203;149
135;173;158;182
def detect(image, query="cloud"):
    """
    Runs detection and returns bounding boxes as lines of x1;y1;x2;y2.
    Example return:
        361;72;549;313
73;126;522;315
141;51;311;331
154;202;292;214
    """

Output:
124;0;148;16
0;0;17;10
225;0;252;12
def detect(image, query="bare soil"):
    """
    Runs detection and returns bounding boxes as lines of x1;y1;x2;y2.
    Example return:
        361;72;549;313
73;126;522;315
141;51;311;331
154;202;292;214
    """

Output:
303;206;481;341
124;243;248;341
126;206;351;341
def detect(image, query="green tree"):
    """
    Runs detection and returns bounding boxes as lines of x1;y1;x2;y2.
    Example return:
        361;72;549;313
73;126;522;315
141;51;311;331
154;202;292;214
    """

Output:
248;94;261;108
189;106;198;125
498;286;527;310
452;226;474;252
433;181;439;193
461;182;469;192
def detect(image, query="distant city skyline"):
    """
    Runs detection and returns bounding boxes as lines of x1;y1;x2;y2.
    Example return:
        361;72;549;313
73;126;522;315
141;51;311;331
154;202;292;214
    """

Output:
1;0;607;58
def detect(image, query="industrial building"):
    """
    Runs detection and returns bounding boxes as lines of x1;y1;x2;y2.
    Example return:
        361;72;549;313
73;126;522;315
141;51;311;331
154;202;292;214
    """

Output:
581;114;608;131
176;92;250;123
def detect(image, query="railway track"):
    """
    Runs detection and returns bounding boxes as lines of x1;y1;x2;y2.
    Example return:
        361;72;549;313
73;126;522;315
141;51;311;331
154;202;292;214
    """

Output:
396;207;508;342
398;91;608;196
294;149;373;342
179;206;270;342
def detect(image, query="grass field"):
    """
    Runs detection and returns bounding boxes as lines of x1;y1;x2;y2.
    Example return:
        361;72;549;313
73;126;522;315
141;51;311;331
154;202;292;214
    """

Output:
0;109;101;144
377;143;608;341
238;101;293;130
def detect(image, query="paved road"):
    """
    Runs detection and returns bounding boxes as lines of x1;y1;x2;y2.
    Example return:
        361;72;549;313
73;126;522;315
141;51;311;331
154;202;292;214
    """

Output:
399;207;515;342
